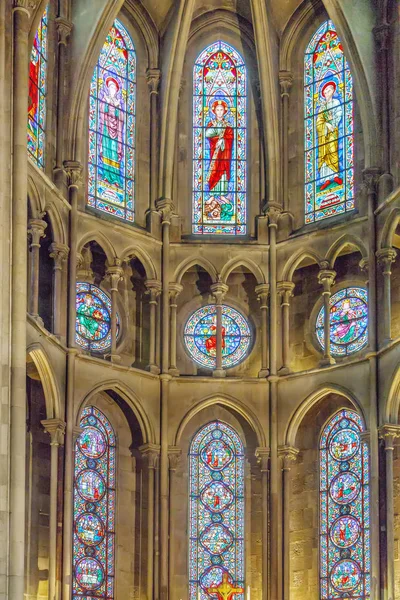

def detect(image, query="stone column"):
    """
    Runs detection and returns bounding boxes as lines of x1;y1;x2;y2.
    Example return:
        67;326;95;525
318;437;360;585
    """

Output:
317;266;336;366
169;283;183;376
146;69;161;208
54;17;72;188
168;447;182;600
146;279;162;374
28;218;47;317
255;284;270;377
10;2;38;595
41;419;66;600
379;425;400;600
374;23;392;194
279;445;299;600
279;71;293;212
256;448;270;600
277;281;295;374
376;248;397;343
106;263;124;362
210;280;229;378
49;243;69;337
140;444;160;600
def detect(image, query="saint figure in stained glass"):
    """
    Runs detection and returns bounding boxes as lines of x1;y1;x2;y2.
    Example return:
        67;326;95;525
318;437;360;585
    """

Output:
28;5;48;168
193;42;247;235
320;410;370;600
189;421;245;600
304;21;354;223
75;282;120;353
88;20;136;222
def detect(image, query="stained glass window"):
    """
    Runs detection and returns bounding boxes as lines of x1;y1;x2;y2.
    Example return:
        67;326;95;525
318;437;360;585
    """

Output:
28;4;48;168
73;406;116;599
88;20;136;222
320;409;370;600
184;305;251;369
189;420;245;600
316;287;368;356
304;20;354;223
193;41;247;235
75;282;120;352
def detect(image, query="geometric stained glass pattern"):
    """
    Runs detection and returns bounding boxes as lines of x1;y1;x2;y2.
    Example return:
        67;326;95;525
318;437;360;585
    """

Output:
189;421;245;600
73;406;116;600
316;287;368;357
184;305;252;370
88;20;136;222
320;409;370;600
28;4;48;169
304;21;355;223
193;41;247;235
75;283;120;353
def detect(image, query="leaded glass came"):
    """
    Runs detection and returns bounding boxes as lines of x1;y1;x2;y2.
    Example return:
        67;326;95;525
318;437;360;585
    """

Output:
316;287;368;356
189;421;245;600
73;406;116;599
193;41;247;235
320;409;370;600
184;305;251;369
304;21;354;223
75;282;120;352
28;4;48;168
88;20;136;222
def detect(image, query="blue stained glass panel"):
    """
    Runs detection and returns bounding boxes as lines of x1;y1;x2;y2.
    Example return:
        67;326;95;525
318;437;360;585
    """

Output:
320;409;370;600
75;282;120;353
189;421;245;600
192;41;247;235
88;20;136;222
73;406;116;600
28;5;48;168
304;21;355;223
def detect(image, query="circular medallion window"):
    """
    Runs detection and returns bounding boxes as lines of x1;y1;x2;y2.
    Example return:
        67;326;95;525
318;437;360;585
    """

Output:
315;287;368;356
184;305;252;369
75;282;120;352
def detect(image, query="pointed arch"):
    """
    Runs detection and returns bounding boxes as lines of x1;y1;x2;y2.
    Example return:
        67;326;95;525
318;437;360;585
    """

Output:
304;20;355;223
189;420;245;600
77;231;117;265
281;249;323;282
192;41;247;235
220;257;265;284
88;19;136;222
174;256;218;285
325;234;368;268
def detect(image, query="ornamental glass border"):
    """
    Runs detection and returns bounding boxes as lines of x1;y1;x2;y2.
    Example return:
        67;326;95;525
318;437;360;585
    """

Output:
75;282;120;353
316;287;368;357
304;20;354;223
73;406;116;600
183;304;252;370
319;409;370;600
28;4;48;169
192;41;247;235
88;19;136;222
189;420;245;600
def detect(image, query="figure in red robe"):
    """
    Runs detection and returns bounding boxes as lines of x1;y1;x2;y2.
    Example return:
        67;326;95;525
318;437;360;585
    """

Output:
28;40;39;131
205;324;226;355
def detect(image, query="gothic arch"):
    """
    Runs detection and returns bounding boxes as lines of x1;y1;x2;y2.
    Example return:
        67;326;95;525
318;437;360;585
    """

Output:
379;207;400;250
189;9;254;51
120;245;157;280
174;393;266;448
384;363;400;423
173;257;218;285
27;175;43;217
44;201;67;245
220;258;265;285
77;231;116;265
282;249;323;282
27;344;62;419
325;234;368;268
285;384;365;447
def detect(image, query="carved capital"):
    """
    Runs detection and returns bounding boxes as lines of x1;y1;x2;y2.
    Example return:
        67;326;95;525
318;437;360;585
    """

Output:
145;279;162;303
266;204;282;226
140;443;160;469
106;265;124;291
13;0;38;17
255;283;270;308
255;447;270;472
376;248;397;275
169;282;183;305
279;70;293;97
278;445;299;470
156;198;174;224
49;242;69;269
277;281;295;304
28;218;47;248
374;23;390;51
146;68;161;95
210;282;229;304
168;446;182;471
360;430;370;446
64;160;83;190
56;17;73;45
318;269;336;293
359;258;369;280
379;424;400;450
362;167;381;196
41;418;66;445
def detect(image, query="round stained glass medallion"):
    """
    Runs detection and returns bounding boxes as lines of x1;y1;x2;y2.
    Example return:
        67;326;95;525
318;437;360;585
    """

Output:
76;469;106;502
330;516;361;548
200;566;229;590
330;559;361;592
75;282;120;353
75;557;105;590
200;482;234;513
184;305;251;369
201;439;233;471
329;428;360;462
200;523;234;555
78;426;107;459
329;472;360;505
316;287;368;356
76;512;105;546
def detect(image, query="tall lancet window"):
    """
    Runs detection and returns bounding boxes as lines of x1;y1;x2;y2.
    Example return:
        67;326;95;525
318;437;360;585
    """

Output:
320;409;370;600
189;421;245;600
88;20;136;222
28;4;48;168
73;406;116;599
304;21;354;223
193;42;247;235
